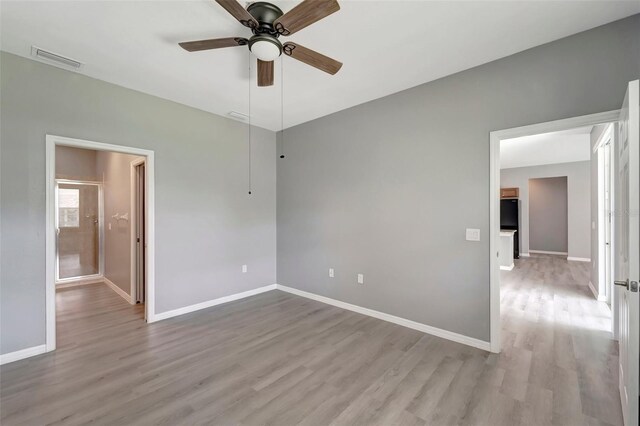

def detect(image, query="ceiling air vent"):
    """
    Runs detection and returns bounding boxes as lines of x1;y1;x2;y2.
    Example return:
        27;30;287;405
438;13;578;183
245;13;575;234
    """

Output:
30;46;83;70
228;111;250;121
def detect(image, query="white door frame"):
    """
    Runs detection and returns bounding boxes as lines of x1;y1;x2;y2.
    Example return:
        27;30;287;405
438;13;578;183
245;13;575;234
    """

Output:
593;125;616;304
130;157;146;306
45;135;157;352
489;110;620;353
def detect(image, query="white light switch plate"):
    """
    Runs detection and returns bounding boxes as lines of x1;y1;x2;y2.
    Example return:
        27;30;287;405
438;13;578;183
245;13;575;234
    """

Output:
242;264;247;273
329;268;335;278
466;228;480;241
357;274;364;284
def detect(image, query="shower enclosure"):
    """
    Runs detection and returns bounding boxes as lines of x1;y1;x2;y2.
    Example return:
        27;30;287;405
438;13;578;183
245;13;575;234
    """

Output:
56;180;103;281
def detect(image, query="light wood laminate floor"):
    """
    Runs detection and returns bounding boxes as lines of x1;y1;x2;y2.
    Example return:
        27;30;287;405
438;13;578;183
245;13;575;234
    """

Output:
0;255;622;425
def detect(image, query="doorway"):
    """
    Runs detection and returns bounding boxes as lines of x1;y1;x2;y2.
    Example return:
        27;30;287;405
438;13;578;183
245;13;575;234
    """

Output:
132;159;146;305
490;80;639;425
46;135;156;353
528;176;568;256
490;109;620;353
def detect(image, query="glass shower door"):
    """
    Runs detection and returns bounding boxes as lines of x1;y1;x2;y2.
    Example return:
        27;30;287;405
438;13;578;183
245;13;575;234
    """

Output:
57;182;100;280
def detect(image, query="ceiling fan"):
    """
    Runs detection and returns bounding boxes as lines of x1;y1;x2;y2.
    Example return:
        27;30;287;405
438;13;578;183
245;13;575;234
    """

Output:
179;0;343;87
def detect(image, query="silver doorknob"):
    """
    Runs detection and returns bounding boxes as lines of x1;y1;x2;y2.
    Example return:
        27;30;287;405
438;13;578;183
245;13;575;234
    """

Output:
614;279;629;290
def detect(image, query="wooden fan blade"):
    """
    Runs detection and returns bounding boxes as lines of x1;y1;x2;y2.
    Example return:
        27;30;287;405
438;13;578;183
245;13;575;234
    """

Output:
257;60;274;87
283;42;342;75
274;0;339;36
214;0;258;29
179;37;248;52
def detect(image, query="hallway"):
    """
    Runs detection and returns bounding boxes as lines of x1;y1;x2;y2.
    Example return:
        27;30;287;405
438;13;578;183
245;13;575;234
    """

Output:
500;254;622;425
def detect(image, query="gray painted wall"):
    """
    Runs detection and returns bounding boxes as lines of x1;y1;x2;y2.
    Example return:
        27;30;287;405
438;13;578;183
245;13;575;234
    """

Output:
501;161;591;259
0;52;277;355
97;151;144;295
277;15;639;341
55;146;98;181
528;177;568;253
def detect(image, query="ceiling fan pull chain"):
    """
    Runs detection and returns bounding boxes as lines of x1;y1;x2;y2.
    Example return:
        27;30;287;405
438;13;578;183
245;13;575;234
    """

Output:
248;51;252;195
280;56;285;159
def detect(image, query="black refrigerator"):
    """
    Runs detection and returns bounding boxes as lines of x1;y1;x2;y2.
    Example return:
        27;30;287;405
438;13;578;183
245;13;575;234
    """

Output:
500;199;520;259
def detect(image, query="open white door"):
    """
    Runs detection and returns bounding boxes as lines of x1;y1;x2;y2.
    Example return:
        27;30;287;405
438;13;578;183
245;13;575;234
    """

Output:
615;79;639;426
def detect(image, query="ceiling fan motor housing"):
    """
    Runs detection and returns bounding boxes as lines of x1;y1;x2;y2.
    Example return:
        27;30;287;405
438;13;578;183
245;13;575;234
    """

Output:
247;2;283;35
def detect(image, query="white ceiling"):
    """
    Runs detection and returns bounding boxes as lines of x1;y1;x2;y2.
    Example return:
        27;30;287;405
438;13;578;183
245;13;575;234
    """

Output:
1;1;638;131
500;126;593;169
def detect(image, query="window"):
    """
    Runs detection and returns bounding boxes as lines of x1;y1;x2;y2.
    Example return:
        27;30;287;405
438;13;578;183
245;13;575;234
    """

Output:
59;188;79;227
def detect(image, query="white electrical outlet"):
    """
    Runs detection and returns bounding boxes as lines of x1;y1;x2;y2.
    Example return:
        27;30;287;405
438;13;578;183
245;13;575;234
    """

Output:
466;228;480;241
329;268;335;278
242;264;247;273
357;273;364;284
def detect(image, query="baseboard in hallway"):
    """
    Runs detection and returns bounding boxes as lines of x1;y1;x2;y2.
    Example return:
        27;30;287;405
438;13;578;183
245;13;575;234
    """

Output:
56;277;103;289
529;250;568;256
568;256;591;262
588;281;608;302
103;277;134;305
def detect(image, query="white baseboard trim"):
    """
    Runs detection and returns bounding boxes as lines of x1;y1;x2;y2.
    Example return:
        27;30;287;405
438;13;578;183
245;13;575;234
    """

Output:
0;344;47;366
588;281;608;302
56;276;104;289
275;284;491;352
520;253;530;257
500;264;514;271
151;284;277;322
104;277;134;305
529;250;568;256
568;257;591;262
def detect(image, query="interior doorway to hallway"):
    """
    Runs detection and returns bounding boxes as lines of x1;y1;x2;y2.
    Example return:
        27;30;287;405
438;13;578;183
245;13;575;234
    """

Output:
55;144;147;308
46;135;156;353
490;80;639;426
493;115;621;425
490;110;621;353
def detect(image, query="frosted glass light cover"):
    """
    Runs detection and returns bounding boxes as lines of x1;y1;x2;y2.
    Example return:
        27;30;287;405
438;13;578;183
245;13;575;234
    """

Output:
251;40;281;61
